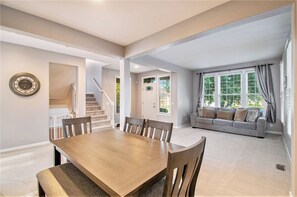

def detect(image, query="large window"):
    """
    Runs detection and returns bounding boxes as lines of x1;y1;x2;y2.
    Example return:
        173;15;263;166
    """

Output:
219;74;241;108
158;75;171;114
202;69;264;109
203;76;215;106
247;72;264;108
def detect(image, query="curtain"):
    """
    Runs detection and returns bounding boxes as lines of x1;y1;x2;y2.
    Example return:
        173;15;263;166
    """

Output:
196;72;203;111
255;64;276;123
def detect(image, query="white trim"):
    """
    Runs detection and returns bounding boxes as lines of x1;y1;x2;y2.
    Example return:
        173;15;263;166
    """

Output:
282;134;292;163
0;141;50;153
86;92;94;94
174;123;190;129
265;130;282;135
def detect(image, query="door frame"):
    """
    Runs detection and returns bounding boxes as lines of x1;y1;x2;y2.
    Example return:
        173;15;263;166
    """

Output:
141;75;157;118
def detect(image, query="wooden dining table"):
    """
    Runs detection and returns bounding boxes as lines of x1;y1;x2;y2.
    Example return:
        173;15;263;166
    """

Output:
51;129;183;196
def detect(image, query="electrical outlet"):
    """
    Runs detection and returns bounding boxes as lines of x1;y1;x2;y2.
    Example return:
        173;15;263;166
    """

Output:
270;123;273;128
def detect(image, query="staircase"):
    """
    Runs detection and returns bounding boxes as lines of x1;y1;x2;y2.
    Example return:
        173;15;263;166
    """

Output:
86;93;112;132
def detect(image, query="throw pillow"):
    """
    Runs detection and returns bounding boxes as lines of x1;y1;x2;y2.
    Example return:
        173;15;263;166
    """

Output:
246;109;259;122
234;109;248;122
197;108;203;117
216;111;234;120
203;109;216;119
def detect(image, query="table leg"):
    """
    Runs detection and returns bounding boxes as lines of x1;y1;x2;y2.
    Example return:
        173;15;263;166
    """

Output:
54;146;61;166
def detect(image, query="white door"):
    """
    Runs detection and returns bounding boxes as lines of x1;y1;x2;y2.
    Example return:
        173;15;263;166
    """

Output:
142;77;157;120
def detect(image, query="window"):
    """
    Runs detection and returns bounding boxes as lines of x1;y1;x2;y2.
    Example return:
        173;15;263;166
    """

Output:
158;75;171;114
219;74;241;108
247;72;264;108
115;77;120;113
203;76;215;106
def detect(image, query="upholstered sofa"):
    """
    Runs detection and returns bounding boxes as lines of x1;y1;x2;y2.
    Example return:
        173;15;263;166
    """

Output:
191;107;266;138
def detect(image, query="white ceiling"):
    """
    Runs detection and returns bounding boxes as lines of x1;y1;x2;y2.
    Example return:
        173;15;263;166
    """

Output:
149;12;291;70
0;30;155;73
1;0;229;46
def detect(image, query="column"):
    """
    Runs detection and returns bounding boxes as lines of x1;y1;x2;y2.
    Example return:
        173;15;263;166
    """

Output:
120;59;131;130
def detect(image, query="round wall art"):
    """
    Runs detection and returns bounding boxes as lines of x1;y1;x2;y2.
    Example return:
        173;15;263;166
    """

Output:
9;72;41;97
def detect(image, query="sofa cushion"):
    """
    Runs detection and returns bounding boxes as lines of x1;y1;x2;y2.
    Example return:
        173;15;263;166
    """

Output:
246;109;260;122
213;119;233;127
216;111;234;120
197;108;203;117
233;121;256;130
196;117;213;125
203;109;216;119
234;109;248;122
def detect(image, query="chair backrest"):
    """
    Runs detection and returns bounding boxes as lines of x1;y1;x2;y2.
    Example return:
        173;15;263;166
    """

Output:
163;137;206;197
144;120;173;142
123;117;145;135
62;116;92;137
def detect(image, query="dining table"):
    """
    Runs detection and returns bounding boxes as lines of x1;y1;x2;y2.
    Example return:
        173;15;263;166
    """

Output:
51;129;184;196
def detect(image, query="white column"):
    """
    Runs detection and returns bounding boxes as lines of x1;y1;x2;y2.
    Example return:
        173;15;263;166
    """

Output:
120;59;131;131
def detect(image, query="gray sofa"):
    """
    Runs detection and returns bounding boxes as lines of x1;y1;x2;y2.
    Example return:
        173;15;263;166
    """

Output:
191;108;266;138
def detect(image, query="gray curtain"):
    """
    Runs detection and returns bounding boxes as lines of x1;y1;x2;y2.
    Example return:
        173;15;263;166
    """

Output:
196;72;203;111
255;64;276;123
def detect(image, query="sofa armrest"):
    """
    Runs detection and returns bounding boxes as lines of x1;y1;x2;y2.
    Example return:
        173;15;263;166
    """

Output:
257;117;266;137
191;113;198;126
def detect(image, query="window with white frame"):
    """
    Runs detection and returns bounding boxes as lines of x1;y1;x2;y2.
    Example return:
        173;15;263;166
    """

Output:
219;74;241;108
201;69;265;109
203;76;215;106
247;72;265;108
158;75;171;114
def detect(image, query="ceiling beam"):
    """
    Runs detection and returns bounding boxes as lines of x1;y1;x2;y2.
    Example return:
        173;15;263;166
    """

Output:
0;5;124;58
125;0;293;59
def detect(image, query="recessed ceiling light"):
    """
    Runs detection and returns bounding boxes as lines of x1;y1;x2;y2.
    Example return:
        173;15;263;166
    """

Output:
134;65;139;69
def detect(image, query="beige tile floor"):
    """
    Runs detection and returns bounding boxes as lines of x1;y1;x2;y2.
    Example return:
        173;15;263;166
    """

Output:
0;127;291;196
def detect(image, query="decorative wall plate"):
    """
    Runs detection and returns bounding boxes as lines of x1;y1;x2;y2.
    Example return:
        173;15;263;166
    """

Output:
9;72;40;97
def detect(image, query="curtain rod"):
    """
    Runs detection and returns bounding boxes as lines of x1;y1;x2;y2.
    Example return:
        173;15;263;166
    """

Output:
196;63;274;75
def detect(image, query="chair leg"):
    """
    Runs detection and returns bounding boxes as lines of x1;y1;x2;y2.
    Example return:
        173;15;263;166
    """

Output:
38;182;45;197
54;146;61;166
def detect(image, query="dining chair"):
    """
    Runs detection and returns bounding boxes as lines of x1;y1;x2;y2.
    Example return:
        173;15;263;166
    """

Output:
140;136;206;197
123;117;145;135
144;119;173;142
62;116;92;137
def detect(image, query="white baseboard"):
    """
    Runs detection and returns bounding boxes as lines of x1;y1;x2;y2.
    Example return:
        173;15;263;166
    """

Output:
265;130;282;135
282;134;292;163
0;141;50;153
174;123;190;129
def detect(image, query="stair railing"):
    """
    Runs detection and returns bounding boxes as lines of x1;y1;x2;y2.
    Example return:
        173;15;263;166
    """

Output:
92;78;115;129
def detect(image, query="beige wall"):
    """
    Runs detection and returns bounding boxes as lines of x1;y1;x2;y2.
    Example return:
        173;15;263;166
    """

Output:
101;68;137;124
0;42;86;149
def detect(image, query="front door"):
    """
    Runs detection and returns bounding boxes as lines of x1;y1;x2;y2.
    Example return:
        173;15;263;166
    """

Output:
142;77;157;120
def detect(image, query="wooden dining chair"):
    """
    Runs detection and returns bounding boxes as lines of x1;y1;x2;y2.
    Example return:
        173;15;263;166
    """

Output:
140;136;206;197
123;117;145;135
144;120;173;142
62;116;92;137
